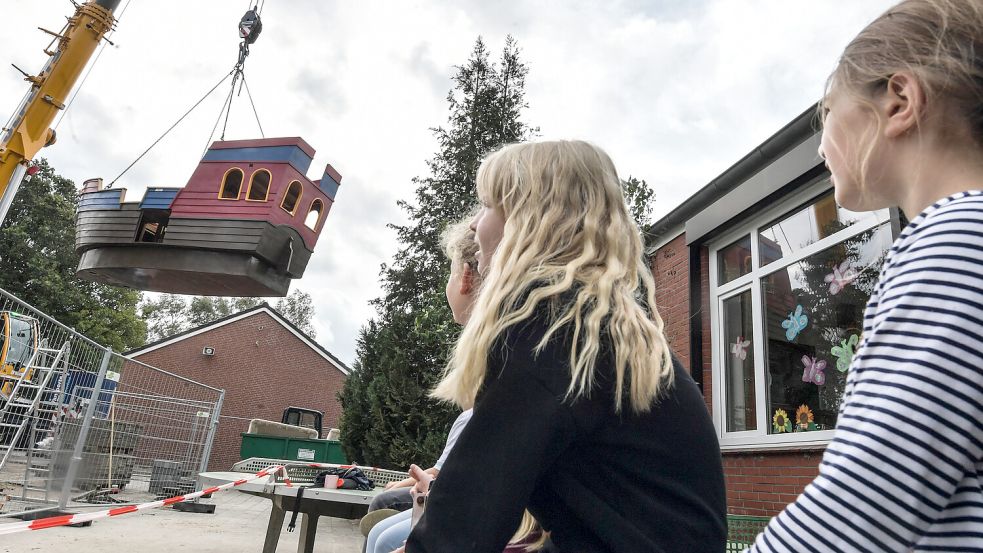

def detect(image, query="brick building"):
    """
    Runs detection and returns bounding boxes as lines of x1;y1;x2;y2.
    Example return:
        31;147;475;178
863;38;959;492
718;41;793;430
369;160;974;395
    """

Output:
648;105;904;517
126;305;350;471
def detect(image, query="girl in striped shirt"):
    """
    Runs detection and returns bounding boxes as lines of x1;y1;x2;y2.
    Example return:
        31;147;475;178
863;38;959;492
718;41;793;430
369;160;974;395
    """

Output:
751;1;983;551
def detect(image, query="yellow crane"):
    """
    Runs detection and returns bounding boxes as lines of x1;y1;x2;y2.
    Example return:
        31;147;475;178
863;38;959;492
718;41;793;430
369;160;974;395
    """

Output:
0;0;121;226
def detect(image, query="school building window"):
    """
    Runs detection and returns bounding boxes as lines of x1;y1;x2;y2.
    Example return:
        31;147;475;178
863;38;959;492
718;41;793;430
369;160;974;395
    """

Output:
246;169;272;201
710;177;894;448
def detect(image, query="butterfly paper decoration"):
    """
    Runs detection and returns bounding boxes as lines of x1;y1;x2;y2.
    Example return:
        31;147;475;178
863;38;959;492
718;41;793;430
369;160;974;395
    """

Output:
831;334;860;372
824;259;859;295
801;355;827;386
781;305;808;341
731;337;751;361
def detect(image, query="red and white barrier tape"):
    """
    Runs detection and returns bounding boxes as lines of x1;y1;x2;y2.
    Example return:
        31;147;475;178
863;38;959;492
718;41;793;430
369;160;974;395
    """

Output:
0;465;289;536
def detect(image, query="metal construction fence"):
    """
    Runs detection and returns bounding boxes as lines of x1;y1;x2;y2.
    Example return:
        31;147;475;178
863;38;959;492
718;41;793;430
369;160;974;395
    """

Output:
0;286;224;517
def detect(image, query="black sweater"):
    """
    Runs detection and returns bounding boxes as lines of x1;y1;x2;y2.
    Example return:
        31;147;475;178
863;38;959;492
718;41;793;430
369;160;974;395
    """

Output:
406;314;726;553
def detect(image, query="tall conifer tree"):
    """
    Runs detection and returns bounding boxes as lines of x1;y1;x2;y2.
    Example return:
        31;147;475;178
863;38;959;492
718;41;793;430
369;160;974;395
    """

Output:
340;37;535;468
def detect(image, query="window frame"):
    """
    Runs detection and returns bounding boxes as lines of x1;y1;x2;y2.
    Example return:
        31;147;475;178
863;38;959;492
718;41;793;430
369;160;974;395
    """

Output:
280;180;304;215
305;198;324;230
245;169;272;202
709;176;894;450
217;167;244;200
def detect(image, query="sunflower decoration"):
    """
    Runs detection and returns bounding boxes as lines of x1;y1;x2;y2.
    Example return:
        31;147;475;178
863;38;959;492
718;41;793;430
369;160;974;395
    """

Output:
772;408;793;433
794;404;818;431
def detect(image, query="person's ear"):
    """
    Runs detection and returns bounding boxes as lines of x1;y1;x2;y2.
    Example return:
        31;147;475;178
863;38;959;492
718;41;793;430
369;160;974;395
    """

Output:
881;71;924;138
460;264;475;295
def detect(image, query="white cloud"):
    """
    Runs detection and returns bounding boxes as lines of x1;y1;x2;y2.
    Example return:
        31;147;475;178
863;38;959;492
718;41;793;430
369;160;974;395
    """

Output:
0;0;894;365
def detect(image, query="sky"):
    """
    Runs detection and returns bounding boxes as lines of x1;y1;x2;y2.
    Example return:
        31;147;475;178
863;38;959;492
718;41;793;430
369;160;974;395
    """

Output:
1;0;897;366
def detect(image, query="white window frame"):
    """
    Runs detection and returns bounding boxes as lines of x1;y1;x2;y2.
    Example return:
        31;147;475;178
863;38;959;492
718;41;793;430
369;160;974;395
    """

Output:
709;176;893;450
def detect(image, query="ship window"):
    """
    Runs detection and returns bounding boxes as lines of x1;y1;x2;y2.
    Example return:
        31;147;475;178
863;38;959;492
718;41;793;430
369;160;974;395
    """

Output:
136;210;170;243
219;168;243;199
305;199;323;230
247;169;272;201
280;181;303;215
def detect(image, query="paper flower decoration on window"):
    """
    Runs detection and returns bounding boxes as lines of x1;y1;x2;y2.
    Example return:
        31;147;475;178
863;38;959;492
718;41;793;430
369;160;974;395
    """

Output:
831;334;860;372
824;259;859;295
781;305;809;341
772;408;793;433
801;355;827;386
731;337;751;361
795;404;817;431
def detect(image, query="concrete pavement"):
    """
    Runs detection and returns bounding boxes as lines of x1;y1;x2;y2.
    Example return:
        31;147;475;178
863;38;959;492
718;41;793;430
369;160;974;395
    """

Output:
0;490;364;553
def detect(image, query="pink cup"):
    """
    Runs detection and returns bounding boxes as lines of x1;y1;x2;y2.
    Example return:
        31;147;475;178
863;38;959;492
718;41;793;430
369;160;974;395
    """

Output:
322;475;339;489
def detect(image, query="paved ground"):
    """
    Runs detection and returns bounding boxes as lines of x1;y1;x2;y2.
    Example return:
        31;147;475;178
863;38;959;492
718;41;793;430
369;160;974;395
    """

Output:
0;490;365;553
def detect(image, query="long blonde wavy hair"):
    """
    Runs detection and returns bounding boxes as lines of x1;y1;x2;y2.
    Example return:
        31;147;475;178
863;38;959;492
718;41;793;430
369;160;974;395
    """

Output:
432;140;674;414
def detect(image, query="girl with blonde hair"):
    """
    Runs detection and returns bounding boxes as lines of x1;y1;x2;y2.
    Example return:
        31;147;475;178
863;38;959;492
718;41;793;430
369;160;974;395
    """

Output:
751;1;983;550
405;140;726;552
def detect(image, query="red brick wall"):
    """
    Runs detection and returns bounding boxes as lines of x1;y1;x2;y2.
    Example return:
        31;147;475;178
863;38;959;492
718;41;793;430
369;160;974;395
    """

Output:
132;311;347;471
652;233;692;370
723;449;823;516
652;236;824;518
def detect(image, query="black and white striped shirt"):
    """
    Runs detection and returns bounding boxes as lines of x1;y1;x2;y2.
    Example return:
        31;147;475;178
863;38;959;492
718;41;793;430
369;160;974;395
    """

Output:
751;191;983;552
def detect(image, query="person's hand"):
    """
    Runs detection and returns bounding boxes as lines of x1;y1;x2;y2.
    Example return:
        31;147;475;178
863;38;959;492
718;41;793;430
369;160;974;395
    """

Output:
390;545;405;553
408;464;433;496
384;476;416;490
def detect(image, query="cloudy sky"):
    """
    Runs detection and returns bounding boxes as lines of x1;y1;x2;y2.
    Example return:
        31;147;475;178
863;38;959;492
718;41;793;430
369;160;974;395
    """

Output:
1;0;895;365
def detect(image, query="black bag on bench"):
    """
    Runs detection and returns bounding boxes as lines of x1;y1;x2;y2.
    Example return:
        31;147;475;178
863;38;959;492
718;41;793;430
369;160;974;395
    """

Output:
314;466;375;491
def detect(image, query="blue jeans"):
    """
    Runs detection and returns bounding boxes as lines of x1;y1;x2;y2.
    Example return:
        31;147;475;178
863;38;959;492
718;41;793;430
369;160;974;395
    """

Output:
366;509;412;553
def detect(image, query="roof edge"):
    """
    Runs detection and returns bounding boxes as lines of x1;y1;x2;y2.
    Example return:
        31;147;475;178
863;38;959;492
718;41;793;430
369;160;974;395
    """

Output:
125;304;351;375
646;103;819;244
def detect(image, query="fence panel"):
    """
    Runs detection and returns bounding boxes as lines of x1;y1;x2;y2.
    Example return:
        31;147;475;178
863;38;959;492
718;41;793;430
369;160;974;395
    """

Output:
0;287;224;517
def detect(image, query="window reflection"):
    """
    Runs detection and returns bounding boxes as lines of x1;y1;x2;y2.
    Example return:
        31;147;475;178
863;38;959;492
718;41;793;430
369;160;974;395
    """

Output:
760;222;892;434
759;188;879;266
723;290;756;432
718;235;752;285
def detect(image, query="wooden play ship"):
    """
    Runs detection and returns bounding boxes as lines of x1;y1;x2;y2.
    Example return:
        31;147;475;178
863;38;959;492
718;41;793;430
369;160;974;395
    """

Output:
74;137;341;297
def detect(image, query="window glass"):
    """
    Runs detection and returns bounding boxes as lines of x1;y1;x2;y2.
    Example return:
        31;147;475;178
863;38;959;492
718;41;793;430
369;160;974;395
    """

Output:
220;169;243;199
6;316;34;366
281;181;303;214
247;170;271;201
718;235;752;285
723;290;756;432
305;200;323;230
760;222;892;434
758;188;879;266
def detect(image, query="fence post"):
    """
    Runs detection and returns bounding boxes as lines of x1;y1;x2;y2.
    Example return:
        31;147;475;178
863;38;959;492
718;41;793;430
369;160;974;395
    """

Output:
196;390;224;481
58;346;112;510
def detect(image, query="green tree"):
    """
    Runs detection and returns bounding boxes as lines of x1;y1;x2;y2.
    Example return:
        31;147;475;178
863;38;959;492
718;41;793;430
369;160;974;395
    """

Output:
140;289;316;342
339;37;535;468
621;176;656;231
140;294;188;342
0;158;146;350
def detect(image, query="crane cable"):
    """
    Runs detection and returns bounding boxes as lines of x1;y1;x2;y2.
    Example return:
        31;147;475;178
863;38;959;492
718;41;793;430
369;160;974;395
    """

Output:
217;2;265;142
108;4;265;187
107;69;234;188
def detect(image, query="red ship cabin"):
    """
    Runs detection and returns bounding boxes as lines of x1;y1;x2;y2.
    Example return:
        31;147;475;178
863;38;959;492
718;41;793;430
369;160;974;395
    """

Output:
75;137;342;297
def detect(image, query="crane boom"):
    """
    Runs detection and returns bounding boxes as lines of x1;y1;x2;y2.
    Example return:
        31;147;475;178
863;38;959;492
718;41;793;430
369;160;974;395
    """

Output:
0;0;120;227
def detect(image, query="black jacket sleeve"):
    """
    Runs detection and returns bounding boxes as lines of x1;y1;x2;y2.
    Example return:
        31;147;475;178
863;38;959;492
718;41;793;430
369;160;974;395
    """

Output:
405;326;578;553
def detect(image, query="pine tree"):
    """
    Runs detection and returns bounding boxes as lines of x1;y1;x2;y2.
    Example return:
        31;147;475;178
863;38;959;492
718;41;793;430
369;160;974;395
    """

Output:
339;37;535;468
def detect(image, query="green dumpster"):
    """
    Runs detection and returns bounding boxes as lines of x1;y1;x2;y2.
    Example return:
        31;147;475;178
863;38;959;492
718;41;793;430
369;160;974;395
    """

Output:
240;433;347;464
